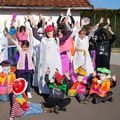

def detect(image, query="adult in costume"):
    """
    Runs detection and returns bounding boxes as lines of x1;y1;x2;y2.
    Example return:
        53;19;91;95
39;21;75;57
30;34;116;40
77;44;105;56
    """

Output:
32;24;71;94
95;19;116;69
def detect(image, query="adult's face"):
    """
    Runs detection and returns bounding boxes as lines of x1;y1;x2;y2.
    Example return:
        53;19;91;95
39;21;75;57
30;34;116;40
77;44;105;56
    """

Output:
47;31;54;38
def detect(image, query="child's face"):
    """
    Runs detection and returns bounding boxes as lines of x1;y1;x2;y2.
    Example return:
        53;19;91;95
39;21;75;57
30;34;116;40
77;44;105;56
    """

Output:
79;30;86;39
98;73;106;80
2;66;11;74
22;45;29;51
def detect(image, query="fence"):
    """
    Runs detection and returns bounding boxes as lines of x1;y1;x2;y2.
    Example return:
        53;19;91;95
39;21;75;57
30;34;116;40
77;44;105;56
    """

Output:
80;9;120;48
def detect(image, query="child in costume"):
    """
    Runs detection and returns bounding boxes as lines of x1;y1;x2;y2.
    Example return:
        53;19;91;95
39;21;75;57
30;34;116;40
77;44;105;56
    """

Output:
88;67;116;104
4;14;19;66
17;25;29;46
6;34;34;98
0;60;16;101
10;78;51;120
44;68;71;114
68;66;88;103
73;17;104;76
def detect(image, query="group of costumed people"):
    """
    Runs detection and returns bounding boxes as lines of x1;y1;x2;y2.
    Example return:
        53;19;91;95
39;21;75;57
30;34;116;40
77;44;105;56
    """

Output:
0;9;117;120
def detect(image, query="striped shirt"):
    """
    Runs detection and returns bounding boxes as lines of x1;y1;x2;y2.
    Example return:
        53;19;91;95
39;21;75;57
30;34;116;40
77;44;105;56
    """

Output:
10;95;25;119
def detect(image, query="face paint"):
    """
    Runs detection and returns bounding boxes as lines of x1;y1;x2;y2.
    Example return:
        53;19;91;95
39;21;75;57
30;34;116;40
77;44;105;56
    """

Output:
2;66;11;74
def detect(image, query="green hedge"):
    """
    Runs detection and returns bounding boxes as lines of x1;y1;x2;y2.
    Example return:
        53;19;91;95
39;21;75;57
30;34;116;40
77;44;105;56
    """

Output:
80;9;120;48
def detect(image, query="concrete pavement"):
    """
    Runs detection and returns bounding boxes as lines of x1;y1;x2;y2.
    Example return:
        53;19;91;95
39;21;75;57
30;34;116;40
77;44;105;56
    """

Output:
0;65;120;120
111;53;120;65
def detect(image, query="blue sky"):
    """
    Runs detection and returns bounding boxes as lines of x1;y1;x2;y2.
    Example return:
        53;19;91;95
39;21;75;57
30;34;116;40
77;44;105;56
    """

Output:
89;0;120;9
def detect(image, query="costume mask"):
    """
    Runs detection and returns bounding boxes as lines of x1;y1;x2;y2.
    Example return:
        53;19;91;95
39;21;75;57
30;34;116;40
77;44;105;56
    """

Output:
2;66;11;74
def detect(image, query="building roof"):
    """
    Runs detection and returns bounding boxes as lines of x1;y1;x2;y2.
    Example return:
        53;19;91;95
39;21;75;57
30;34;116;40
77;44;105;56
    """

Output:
0;0;93;9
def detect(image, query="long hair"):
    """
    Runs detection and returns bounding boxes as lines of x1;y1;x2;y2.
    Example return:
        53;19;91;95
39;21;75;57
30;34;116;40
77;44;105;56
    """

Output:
19;25;26;33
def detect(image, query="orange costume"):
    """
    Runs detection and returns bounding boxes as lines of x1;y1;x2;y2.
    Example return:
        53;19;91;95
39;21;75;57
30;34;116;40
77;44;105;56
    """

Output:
0;67;16;95
89;77;111;97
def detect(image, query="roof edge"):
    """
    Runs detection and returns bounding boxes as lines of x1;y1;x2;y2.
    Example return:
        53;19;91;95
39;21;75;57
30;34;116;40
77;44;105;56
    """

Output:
85;0;94;8
0;6;93;10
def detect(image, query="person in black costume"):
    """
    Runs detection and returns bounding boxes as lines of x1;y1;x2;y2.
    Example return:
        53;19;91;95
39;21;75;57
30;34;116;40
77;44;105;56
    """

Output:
95;25;116;69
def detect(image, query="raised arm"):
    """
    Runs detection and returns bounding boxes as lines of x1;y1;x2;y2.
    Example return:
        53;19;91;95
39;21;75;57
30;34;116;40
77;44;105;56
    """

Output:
59;31;72;44
88;17;104;40
71;24;84;38
4;20;9;33
57;13;64;25
6;33;21;51
32;28;42;41
45;68;51;86
69;15;75;25
26;16;43;41
106;26;116;44
110;34;116;44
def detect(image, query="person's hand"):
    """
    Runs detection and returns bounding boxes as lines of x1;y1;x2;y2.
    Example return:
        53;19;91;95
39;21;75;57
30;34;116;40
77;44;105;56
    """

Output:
61;12;64;17
39;14;43;20
93;71;97;77
107;18;110;25
27;15;31;20
112;75;116;81
46;67;50;74
9;117;13;120
31;16;38;28
66;8;71;16
4;20;7;27
99;17;104;24
106;26;114;34
107;26;112;31
65;72;70;80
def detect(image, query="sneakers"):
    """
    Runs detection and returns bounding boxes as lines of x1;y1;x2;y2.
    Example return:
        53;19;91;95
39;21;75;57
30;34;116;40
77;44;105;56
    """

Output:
108;97;113;102
60;107;67;112
53;106;60;114
27;92;32;98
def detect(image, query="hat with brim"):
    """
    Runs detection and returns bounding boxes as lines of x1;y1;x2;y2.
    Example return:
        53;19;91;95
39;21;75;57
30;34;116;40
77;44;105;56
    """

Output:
76;66;87;76
12;78;28;95
0;60;13;66
97;67;111;74
45;25;54;33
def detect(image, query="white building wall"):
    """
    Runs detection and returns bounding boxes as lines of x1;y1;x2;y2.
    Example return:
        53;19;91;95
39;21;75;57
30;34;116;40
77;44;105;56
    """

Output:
0;9;81;29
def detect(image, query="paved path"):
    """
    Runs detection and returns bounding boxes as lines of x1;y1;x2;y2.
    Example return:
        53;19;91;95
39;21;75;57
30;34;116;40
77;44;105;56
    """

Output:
0;65;120;120
111;53;120;65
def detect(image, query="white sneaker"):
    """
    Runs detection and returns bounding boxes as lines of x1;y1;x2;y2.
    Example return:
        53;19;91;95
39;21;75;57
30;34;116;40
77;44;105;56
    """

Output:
27;92;32;98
